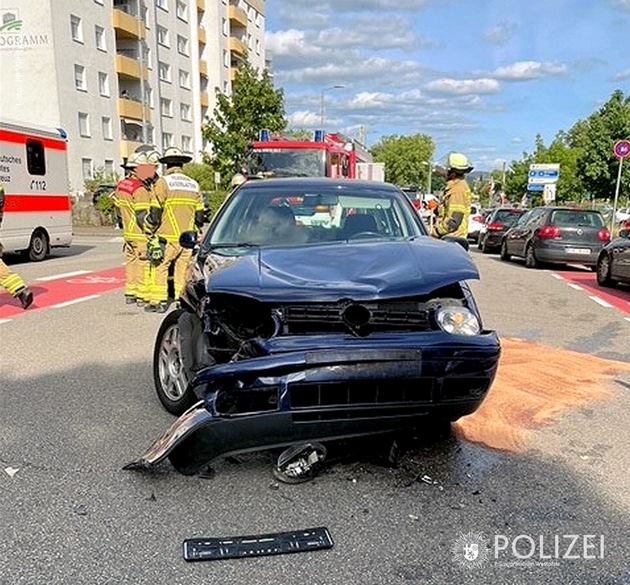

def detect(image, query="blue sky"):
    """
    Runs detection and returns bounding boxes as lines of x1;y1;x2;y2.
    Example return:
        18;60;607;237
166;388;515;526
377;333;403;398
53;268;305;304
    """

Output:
265;0;630;171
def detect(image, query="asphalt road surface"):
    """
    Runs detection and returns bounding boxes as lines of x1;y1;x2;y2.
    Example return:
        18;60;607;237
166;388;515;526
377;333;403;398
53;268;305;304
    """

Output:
0;233;629;585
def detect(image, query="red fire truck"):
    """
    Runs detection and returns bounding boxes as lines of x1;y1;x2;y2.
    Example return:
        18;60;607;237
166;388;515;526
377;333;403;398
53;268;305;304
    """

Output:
247;131;379;179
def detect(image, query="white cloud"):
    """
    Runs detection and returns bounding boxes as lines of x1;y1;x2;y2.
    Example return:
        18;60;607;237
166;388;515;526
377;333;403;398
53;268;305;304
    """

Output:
425;78;500;95
287;111;322;127
492;61;568;81
511;137;524;144
611;69;630;81
611;0;630;11
482;23;517;45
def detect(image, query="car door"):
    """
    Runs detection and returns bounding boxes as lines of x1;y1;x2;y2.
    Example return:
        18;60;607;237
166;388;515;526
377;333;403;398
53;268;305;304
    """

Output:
611;232;630;281
505;209;532;255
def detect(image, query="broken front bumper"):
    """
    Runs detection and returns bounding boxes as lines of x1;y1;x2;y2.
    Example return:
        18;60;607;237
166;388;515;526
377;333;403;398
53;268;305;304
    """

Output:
128;331;500;475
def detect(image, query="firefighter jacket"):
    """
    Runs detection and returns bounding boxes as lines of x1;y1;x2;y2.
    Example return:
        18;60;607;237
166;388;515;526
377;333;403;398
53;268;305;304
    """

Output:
111;176;151;242
145;167;204;243
433;178;472;239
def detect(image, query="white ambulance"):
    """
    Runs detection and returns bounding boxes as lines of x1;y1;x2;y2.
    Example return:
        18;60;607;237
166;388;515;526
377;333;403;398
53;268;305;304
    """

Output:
0;118;73;261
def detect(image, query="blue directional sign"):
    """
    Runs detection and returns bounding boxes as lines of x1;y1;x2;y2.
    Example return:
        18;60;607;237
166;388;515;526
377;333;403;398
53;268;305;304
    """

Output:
527;183;544;191
528;163;560;185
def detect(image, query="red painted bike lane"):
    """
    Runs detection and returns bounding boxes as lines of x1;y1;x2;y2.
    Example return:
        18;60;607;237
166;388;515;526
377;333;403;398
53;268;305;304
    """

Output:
0;267;125;321
554;268;630;317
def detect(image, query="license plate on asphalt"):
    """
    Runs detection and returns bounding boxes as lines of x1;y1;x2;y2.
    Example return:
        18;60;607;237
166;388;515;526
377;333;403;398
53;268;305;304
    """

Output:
566;247;591;254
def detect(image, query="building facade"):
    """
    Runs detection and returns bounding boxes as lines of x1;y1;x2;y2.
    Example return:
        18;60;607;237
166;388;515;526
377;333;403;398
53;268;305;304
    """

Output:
0;0;266;194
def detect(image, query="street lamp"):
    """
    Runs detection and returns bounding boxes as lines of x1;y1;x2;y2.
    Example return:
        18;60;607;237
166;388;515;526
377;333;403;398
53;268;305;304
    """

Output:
320;85;345;132
421;160;433;196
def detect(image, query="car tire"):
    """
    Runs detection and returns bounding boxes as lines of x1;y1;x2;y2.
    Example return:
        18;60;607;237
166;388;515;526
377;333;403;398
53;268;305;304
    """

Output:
153;308;198;415
481;237;491;254
26;229;48;262
500;240;511;261
477;236;484;250
596;253;616;287
525;244;539;269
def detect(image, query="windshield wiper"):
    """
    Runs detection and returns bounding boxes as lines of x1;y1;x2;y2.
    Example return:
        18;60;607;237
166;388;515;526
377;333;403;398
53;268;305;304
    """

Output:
207;242;260;250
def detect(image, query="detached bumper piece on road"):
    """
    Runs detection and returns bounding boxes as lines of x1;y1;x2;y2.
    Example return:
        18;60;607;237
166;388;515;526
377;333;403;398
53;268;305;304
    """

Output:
126;332;500;476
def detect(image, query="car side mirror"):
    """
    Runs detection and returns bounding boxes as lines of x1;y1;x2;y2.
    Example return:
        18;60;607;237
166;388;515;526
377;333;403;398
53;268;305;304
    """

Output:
620;228;629;238
179;231;199;250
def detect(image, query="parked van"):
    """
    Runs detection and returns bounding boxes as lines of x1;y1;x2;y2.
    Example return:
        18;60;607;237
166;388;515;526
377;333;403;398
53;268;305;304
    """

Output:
0;119;72;260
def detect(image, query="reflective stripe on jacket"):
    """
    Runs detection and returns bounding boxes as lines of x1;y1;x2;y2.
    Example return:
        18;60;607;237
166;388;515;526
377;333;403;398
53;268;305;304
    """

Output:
147;168;203;243
112;177;151;242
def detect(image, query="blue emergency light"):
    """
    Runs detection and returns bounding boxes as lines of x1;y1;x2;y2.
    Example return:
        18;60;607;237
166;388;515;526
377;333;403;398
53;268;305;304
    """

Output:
313;130;324;142
259;129;270;141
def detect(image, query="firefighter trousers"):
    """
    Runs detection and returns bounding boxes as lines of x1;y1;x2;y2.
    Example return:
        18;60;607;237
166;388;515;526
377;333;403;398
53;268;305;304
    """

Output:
0;258;27;297
146;242;192;305
123;239;148;301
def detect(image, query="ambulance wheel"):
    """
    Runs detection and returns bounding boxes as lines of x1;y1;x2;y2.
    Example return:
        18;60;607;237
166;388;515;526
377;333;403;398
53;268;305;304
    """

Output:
26;229;48;262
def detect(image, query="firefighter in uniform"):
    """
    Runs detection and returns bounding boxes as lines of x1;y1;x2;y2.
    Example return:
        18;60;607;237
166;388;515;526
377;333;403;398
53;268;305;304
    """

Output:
145;147;204;313
431;152;473;245
110;150;159;305
0;182;34;309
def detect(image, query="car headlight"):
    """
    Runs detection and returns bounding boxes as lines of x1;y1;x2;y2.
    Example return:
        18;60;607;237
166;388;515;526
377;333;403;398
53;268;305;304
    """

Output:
436;306;481;336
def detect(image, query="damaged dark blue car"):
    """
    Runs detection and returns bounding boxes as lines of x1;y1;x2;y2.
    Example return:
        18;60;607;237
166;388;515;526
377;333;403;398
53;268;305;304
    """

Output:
127;178;500;479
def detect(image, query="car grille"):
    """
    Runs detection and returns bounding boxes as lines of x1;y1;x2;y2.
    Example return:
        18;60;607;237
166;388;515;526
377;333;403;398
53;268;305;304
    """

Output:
283;301;432;335
289;377;491;422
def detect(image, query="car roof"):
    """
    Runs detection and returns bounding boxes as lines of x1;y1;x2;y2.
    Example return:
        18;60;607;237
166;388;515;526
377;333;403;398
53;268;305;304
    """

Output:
240;177;401;193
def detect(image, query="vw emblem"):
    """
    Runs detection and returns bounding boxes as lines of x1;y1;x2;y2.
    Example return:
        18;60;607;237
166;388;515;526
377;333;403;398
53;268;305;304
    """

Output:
577;228;583;235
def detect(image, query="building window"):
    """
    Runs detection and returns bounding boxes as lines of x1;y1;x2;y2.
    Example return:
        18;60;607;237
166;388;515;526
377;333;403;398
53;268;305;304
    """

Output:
79;113;90;137
104;159;114;175
162;133;173;150
160;98;173;117
94;0;104;4
95;25;106;50
223;80;229;93
255;39;260;55
176;0;188;21
180;103;191;121
74;65;87;91
156;0;168;10
178;69;190;89
145;46;152;69
181;135;192;152
147;127;155;144
158;61;171;82
157;25;170;47
102;117;113;140
98;72;109;96
82;158;93;180
223;50;229;68
177;34;189;56
70;15;83;43
145;87;154;108
221;18;228;36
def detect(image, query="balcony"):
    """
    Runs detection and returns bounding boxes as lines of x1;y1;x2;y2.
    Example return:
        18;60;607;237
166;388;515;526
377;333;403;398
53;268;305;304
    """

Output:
197;0;205;10
200;92;209;108
115;54;148;80
120;139;143;158
228;4;247;29
199;60;208;78
229;36;247;57
118;97;151;122
112;8;146;40
198;26;206;45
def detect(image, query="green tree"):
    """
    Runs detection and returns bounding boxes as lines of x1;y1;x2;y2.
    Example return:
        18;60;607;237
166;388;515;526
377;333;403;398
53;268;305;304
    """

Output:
569;90;630;201
202;61;286;188
370;134;434;187
183;162;216;191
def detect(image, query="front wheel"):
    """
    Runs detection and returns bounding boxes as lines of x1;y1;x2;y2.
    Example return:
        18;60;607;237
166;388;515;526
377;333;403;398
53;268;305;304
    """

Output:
596;254;616;287
153;309;197;415
26;229;48;262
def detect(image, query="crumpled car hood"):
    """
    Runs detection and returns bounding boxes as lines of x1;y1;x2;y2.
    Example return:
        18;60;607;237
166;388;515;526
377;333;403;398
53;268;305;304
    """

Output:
205;238;478;302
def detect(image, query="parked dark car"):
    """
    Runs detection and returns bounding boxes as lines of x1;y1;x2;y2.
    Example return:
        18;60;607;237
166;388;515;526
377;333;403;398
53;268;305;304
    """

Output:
596;226;630;287
477;207;525;253
127;178;500;477
500;207;611;269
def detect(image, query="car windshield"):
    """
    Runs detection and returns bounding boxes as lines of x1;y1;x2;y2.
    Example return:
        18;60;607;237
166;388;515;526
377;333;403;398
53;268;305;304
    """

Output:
248;149;326;177
550;210;604;227
204;182;426;252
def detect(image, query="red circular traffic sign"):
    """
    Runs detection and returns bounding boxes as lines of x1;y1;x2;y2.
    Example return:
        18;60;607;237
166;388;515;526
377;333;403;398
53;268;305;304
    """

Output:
613;140;630;159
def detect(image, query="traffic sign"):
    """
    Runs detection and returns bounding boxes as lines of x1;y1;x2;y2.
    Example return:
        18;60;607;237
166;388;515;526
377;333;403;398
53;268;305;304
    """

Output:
527;183;544;191
528;163;560;185
613;140;630;159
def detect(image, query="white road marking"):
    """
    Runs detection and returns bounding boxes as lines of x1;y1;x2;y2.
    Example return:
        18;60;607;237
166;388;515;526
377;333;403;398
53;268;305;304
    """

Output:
589;296;613;308
567;283;584;291
36;270;91;282
0;318;13;324
51;295;101;308
551;274;564;280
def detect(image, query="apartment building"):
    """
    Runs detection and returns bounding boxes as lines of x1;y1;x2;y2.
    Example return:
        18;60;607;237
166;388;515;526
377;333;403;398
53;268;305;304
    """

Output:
0;0;266;194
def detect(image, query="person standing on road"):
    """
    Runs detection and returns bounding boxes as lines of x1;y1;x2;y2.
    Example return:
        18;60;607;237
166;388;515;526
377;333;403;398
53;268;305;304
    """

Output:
144;147;204;313
431;152;473;244
109;150;160;305
0;182;34;309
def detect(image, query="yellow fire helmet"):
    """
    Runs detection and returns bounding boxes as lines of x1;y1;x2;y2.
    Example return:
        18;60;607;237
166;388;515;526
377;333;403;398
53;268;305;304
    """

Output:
446;152;474;173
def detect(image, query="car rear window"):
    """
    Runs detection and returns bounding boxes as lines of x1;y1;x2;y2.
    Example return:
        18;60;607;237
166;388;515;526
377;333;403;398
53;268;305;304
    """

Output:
494;210;523;225
550;210;604;228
